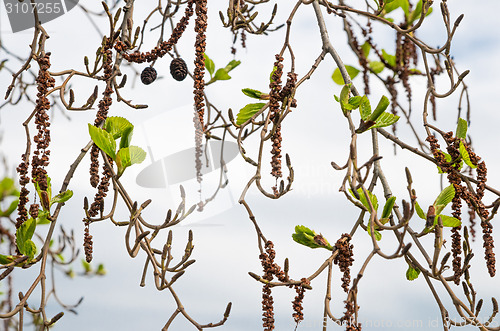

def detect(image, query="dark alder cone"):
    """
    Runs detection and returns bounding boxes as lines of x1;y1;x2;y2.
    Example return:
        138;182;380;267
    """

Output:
170;58;188;81
141;66;157;85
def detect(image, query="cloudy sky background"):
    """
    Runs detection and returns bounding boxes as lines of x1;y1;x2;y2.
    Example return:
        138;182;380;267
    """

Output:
1;0;500;330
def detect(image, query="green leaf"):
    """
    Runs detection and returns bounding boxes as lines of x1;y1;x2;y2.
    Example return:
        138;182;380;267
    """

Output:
369;61;385;74
434;185;455;207
437;151;452;173
34;176;52;205
381;196;397;219
370;112;400;129
295;225;315;237
359;96;371;121
242;88;265;99
292;225;333;250
119;126;134;149
23;240;36;261
434;204;446;216
408;0;423;23
82;259;92;273
50;190;73;207
367;96;390;122
0;254;16;265
270;66;277;83
0;177;19;198
204;53;215;77
16;218;36;256
88;124;116;160
408;0;433;24
367;226;382;241
361;42;371;58
214;68;231;81
236;103;266;125
0;199;19;217
382;49;396;67
385;0;409;16
459;141;477;169
349;187;378;211
116;146;147;176
406;264;420;281
224;60;241;72
36;210;50;225
348;96;363;109
456;118;468;140
104;116;133;140
332;66;360;85
338;84;352;114
96;263;107;275
438;215;461;227
415;201;426;219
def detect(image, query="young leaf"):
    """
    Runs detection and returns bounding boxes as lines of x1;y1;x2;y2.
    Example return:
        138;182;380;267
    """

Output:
339;84;352;114
381;196;397;219
408;0;433;24
332;66;360;85
456;118;468;140
369;61;385;74
0;254;16;265
104;116;134;139
214;68;231;81
348;96;363;109
269;66;277;83
16;218;36;256
224;60;241;72
367;225;382;241
361;42;371;58
415;201;426;219
23;240;37;261
408;0;423;23
96;263;107;275
382;49;396;67
236;103;266;125
88;124;117;160
119;126;134;149
292;225;333;250
367;96;390;123
406;264;420;281
459;141;477;169
0;199;19;217
370;112;400;129
434;185;455;207
204;53;215;77
82;259;92;273
116;146;147;176
0;177;19;198
436;151;452;173
242;88;266;99
434;204;446;216
349;187;378;211
50;190;73;207
386;0;409;16
34;176;52;205
36;210;51;225
438;215;461;227
359;96;371;121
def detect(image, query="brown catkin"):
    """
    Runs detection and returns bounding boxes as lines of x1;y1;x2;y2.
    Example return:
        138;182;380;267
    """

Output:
334;233;354;293
116;1;194;64
193;0;208;130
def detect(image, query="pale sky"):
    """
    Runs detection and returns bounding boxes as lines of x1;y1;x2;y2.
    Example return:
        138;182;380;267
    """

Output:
1;1;500;330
